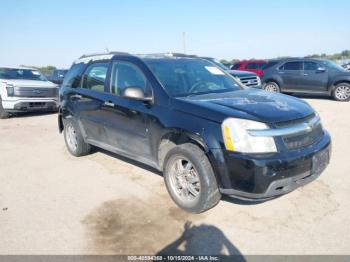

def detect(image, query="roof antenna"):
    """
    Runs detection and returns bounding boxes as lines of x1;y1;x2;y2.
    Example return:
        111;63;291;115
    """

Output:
105;47;110;53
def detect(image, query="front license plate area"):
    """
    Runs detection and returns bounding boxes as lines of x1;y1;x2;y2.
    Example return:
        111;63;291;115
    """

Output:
312;148;329;175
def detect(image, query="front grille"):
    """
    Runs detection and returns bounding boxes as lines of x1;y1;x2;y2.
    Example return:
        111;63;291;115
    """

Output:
238;76;259;87
275;113;315;128
282;123;324;150
13;87;58;98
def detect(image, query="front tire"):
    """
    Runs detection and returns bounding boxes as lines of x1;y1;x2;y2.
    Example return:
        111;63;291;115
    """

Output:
63;117;91;156
332;83;350;101
163;143;221;213
0;96;10;119
264;81;280;93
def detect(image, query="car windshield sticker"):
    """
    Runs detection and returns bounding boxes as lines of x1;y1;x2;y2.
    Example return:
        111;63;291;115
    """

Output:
205;66;225;75
32;71;40;75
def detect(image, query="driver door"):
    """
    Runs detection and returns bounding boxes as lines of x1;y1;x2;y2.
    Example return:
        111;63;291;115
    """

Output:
102;60;154;160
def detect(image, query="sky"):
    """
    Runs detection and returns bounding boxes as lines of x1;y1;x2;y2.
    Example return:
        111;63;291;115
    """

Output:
0;0;349;68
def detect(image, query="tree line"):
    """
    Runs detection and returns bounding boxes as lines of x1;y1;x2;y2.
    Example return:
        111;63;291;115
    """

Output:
220;49;350;65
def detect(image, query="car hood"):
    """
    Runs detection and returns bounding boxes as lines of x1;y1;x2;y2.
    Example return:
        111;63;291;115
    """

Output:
175;89;314;124
1;79;57;88
227;70;257;77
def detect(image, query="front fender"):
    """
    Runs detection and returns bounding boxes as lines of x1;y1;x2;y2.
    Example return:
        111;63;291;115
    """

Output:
330;75;350;91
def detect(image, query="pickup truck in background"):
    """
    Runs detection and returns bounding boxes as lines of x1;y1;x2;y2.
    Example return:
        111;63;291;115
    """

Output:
0;67;59;118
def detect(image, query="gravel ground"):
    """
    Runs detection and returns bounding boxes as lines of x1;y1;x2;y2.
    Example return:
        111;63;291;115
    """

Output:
0;97;349;255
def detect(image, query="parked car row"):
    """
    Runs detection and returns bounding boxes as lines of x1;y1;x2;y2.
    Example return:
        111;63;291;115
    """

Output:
58;52;331;213
46;69;68;85
231;58;350;101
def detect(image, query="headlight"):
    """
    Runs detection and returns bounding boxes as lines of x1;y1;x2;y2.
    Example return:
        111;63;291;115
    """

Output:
257;76;261;86
222;118;277;153
6;84;14;96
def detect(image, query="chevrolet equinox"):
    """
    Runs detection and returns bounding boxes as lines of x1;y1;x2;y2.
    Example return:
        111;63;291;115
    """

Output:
58;52;331;213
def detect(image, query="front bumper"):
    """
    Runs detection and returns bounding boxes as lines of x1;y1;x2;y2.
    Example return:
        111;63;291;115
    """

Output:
212;132;331;200
2;98;59;112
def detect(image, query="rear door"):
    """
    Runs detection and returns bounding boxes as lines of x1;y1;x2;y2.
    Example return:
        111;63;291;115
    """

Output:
73;61;111;144
277;61;303;91
299;61;328;92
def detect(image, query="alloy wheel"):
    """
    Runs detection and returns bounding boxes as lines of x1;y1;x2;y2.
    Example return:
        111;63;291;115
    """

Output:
168;157;201;204
335;85;350;100
66;124;78;152
264;83;279;92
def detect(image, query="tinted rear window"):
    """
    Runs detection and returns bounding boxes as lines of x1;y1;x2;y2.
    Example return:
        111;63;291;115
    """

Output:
280;61;302;71
263;61;279;69
245;63;266;69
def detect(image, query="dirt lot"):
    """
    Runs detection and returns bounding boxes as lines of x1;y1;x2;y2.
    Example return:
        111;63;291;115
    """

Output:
0;97;349;255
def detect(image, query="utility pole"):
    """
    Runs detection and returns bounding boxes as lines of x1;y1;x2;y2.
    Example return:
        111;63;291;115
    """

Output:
182;32;186;54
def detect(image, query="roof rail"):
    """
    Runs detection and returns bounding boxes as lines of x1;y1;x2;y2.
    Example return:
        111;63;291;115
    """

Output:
136;52;198;58
79;51;130;59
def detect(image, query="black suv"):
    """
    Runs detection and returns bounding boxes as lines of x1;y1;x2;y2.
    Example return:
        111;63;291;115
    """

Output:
261;58;350;101
59;52;331;213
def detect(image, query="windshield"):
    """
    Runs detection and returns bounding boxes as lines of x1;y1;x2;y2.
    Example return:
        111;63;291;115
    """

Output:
322;60;346;71
0;68;47;81
204;58;229;70
144;58;242;97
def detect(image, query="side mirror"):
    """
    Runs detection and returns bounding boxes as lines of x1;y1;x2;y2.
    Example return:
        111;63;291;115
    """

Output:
316;67;326;73
122;86;152;102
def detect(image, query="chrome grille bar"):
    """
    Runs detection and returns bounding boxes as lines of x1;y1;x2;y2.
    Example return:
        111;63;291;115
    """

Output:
248;114;321;137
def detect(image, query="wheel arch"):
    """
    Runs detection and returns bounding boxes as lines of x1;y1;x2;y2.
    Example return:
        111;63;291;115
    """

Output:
331;80;350;90
157;130;209;171
263;78;281;86
58;105;75;133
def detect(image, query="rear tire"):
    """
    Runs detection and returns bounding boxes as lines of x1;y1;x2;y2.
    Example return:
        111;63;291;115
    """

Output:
264;81;280;93
332;83;350;101
63;117;91;156
163;143;221;213
0;97;10;119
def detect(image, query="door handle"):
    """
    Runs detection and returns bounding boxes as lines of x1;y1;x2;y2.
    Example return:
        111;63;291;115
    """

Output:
104;101;115;107
70;94;83;100
278;71;285;74
303;73;308;76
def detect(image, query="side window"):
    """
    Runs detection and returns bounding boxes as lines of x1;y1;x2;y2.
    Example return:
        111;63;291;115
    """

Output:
231;63;241;70
257;63;266;69
111;62;147;96
246;63;257;69
281;61;302;71
81;62;109;92
304;61;319;71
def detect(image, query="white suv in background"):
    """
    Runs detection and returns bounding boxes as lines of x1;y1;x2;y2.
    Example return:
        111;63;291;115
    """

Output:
0;67;59;118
